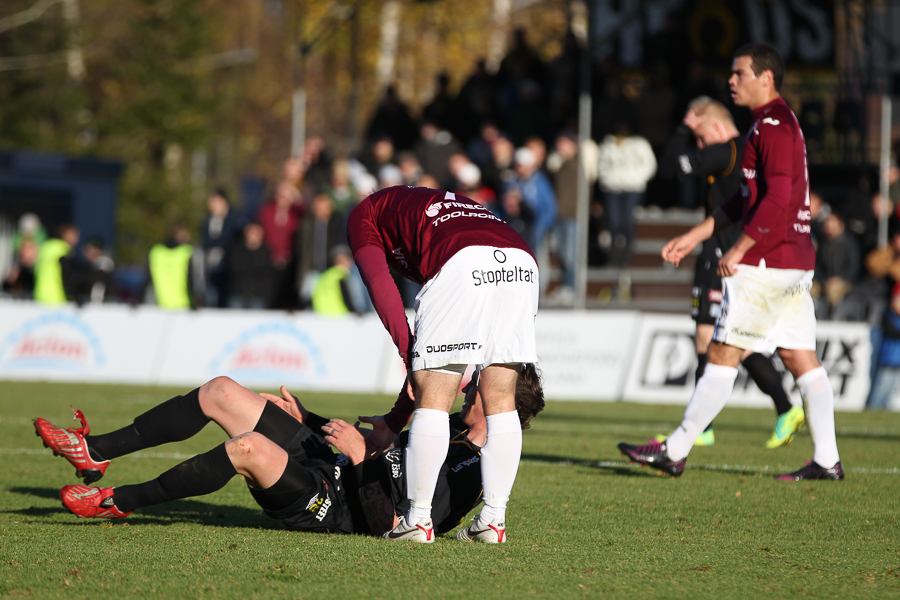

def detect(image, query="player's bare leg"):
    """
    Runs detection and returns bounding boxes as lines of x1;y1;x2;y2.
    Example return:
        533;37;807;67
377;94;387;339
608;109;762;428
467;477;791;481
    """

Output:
199;376;269;437
472;364;519;532
774;349;842;479
224;432;290;488
387;369;461;541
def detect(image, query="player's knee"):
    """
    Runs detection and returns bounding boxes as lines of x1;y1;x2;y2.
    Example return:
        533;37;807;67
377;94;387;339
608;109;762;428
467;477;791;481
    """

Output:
199;376;241;413
779;349;820;378
224;431;267;469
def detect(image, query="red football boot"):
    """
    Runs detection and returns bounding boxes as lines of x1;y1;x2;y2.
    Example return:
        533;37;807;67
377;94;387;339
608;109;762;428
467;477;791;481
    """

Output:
34;407;109;483
60;485;131;519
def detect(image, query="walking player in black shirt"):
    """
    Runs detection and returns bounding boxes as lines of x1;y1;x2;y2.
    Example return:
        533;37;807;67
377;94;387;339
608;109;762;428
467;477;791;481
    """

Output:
657;96;804;449
35;368;544;542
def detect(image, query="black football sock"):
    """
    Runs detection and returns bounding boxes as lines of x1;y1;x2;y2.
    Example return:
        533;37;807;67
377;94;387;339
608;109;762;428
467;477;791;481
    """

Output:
112;443;236;513
696;353;714;432
85;388;207;462
252;400;303;448
249;458;318;513
695;352;709;384
743;352;793;416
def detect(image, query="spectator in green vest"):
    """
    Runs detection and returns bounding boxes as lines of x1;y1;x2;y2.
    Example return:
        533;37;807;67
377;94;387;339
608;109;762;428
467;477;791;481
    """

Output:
34;224;79;305
148;226;196;309
311;245;362;316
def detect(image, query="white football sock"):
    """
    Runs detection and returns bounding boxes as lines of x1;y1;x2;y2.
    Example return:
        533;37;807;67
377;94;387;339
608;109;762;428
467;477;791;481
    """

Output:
797;366;840;468
404;408;449;524
665;364;738;460
478;410;522;524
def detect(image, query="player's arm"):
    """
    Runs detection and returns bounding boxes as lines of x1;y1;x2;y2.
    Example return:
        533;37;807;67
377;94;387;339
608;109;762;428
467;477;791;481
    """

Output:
687;141;736;179
353;245;413;367
658;125;692;180
346;200;414;367
357;480;399;536
323;419;398;535
717;233;756;277
661;210;735;267
357;375;415;458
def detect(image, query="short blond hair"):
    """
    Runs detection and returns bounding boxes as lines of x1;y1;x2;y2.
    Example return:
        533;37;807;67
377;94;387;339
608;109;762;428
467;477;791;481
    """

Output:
688;96;735;127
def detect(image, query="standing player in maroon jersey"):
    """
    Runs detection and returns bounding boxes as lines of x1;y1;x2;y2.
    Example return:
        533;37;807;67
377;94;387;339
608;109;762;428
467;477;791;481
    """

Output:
618;43;843;481
347;186;540;542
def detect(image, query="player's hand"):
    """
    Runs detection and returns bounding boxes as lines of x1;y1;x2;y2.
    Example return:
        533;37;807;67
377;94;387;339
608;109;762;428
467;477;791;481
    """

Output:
259;386;307;424
356;414;397;458
683;108;702;131
661;233;699;267
717;246;745;277
322;419;366;464
405;375;416;402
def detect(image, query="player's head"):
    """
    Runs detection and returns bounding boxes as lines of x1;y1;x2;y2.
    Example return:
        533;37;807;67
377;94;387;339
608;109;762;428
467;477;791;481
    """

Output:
460;363;545;430
730;43;784;109
514;363;545;430
687;96;738;147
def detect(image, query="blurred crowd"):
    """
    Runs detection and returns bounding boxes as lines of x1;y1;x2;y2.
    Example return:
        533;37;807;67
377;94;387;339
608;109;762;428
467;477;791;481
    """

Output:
5;25;900;407
5;27;900;315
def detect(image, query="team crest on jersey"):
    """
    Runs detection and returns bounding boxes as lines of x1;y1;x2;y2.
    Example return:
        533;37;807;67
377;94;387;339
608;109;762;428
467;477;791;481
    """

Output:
306;495;323;512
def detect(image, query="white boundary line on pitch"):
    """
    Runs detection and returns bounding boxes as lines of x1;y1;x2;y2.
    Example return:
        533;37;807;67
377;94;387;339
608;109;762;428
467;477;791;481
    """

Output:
6;416;900;436
6;448;899;475
519;458;900;475
1;448;196;460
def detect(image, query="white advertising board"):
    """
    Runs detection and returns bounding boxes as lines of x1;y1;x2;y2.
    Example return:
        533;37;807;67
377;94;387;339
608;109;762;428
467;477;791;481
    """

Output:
622;313;871;411
155;310;390;390
0;300;164;384
535;310;641;400
0;301;875;411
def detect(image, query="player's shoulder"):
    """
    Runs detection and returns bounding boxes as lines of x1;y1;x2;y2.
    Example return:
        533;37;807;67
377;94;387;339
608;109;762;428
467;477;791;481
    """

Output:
755;105;799;143
758;101;798;130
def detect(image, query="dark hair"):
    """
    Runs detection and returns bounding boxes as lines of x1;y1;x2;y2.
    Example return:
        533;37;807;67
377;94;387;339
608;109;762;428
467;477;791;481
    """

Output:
734;43;785;92
515;363;545;429
211;187;230;204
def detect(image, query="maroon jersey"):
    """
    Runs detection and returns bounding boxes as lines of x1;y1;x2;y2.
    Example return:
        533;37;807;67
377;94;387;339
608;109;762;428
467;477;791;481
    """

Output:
720;97;815;270
347;186;532;415
347;186;532;283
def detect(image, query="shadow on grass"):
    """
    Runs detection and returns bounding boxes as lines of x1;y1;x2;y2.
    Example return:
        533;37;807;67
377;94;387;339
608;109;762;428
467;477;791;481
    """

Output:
521;453;649;477
522;453;763;477
6;486;276;529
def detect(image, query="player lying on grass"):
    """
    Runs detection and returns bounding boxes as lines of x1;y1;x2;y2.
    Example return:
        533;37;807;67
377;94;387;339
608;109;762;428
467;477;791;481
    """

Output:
34;367;544;542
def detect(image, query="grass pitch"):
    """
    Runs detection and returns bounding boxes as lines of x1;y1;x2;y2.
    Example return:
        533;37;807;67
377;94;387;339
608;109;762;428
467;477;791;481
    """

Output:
2;380;899;599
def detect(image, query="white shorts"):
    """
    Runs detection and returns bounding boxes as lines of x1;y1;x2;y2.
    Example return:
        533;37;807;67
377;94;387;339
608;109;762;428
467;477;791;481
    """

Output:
712;262;816;354
411;246;539;371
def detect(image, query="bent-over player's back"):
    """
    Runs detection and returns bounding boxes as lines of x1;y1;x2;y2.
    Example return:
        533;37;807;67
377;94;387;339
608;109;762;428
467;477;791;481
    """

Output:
347;186;532;284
